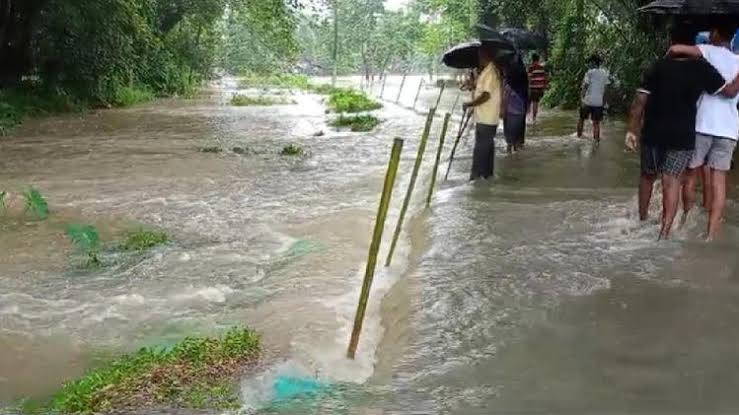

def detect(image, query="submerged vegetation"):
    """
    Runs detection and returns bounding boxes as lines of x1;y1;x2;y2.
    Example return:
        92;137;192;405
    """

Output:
23;188;49;220
65;224;102;267
327;89;382;113
0;191;6;212
329;114;381;132
230;94;295;107
121;229;169;252
280;144;305;157
41;327;260;414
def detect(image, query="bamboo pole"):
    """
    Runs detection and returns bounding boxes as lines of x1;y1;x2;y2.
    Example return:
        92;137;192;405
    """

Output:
412;79;424;110
450;92;461;115
396;73;407;104
426;112;452;207
385;109;435;267
434;83;446;109
347;138;404;360
444;109;473;181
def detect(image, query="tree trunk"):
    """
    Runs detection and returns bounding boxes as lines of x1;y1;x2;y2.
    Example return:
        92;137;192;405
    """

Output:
331;5;338;87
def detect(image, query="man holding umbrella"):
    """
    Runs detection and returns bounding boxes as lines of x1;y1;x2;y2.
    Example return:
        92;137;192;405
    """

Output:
463;45;503;180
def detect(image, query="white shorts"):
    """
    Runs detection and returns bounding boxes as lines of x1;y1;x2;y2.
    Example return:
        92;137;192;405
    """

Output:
690;133;737;172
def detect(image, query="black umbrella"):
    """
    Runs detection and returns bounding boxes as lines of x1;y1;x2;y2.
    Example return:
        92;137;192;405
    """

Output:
639;0;739;15
442;40;516;69
442;41;482;69
500;28;548;50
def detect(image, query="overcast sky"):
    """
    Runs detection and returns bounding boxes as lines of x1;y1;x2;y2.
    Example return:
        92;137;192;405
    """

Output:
385;0;410;11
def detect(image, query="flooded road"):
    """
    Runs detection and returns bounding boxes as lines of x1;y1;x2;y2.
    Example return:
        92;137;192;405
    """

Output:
2;76;739;413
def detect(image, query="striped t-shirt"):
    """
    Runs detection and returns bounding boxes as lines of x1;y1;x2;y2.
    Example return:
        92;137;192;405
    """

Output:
528;62;548;90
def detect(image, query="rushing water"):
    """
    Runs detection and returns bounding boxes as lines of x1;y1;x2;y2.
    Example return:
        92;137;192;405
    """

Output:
2;76;739;413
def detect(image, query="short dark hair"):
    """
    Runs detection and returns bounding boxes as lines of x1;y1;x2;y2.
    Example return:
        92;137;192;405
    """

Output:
588;54;602;66
713;21;736;42
670;24;696;45
532;53;541;62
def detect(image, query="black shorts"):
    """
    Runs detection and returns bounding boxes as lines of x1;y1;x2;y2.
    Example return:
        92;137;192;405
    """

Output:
580;106;604;122
641;145;694;177
529;89;545;103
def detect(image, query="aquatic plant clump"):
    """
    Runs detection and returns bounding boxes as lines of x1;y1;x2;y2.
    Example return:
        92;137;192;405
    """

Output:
65;224;102;267
0;191;6;212
44;327;261;414
327;89;382;113
23;188;49;220
280;144;304;156
121;229;169;251
230;94;294;106
329;115;380;132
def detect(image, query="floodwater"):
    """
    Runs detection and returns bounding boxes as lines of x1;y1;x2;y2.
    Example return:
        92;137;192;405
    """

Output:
2;76;739;414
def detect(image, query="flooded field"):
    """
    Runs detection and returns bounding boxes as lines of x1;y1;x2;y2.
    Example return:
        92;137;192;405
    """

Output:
2;76;739;414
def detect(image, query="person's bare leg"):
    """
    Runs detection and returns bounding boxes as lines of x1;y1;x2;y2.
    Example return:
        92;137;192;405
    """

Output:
701;165;712;212
707;169;727;241
532;101;539;123
593;121;601;141
639;174;656;221
660;174;681;240
577;118;585;138
682;168;699;216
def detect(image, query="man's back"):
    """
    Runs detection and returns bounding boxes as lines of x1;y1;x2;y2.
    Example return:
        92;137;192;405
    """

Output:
583;67;609;107
641;58;725;150
528;62;547;90
696;44;739;140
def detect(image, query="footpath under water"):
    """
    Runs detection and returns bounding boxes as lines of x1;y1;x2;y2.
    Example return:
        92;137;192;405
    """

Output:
2;76;739;414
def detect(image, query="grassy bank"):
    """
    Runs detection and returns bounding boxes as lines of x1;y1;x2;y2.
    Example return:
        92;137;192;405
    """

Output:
0;84;156;136
29;327;260;414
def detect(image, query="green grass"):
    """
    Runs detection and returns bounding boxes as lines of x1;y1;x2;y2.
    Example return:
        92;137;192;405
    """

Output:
280;144;304;157
308;84;340;95
329;114;380;132
23;188;49;220
65;224;101;267
238;74;311;90
327;89;382;113
40;327;260;414
230;94;294;106
111;86;155;107
121;229;169;251
0;87;84;136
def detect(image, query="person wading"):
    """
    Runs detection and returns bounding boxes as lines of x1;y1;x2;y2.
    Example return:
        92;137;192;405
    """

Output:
527;53;548;123
463;46;502;181
502;55;529;153
626;25;739;240
577;55;610;142
670;21;739;241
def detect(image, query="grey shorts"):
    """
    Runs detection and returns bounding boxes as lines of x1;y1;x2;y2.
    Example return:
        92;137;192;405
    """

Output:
641;145;693;177
690;133;737;171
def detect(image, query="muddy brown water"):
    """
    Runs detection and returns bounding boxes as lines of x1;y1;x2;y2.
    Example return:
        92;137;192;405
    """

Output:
2;76;739;414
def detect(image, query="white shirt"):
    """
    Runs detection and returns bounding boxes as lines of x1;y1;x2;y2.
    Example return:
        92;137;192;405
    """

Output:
582;68;610;107
696;44;739;140
474;63;502;125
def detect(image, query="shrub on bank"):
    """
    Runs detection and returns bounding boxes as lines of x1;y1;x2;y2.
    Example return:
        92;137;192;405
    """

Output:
329;114;380;132
327;89;382;113
40;328;260;414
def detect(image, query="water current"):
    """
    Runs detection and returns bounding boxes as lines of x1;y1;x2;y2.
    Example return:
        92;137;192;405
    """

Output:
2;76;739;414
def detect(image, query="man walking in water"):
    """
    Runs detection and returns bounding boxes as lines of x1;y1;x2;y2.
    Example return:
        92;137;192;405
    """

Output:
463;45;502;180
577;55;609;141
670;22;739;241
626;25;739;240
527;53;548;123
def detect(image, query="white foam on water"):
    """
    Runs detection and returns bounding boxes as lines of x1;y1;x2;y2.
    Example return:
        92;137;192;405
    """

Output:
172;285;235;304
